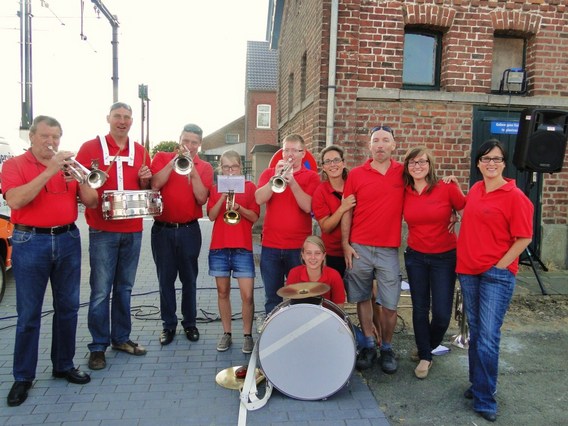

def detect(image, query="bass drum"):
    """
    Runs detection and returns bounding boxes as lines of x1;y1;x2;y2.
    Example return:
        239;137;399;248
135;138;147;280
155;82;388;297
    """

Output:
258;299;355;400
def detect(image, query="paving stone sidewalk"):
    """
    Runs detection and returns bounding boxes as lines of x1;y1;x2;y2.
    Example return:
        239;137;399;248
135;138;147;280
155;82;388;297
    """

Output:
0;216;388;426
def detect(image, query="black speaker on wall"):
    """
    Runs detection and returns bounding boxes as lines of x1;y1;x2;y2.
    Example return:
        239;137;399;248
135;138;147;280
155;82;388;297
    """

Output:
513;108;568;173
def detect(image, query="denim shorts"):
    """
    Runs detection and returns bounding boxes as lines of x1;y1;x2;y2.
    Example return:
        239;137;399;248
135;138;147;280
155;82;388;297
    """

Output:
344;243;401;309
208;248;255;278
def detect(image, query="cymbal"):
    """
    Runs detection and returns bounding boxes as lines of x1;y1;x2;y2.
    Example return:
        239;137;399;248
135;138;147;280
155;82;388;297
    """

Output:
277;282;330;299
215;365;265;390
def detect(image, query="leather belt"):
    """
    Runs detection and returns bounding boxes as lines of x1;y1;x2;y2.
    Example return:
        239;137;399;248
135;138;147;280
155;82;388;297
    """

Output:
14;223;77;235
154;220;198;229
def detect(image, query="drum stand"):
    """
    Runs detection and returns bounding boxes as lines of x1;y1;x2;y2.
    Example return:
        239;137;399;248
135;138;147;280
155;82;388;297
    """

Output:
521;172;548;295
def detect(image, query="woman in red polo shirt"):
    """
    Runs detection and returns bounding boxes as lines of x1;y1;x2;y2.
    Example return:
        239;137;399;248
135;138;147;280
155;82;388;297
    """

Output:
402;146;466;380
286;235;346;308
456;139;533;422
312;145;355;278
208;150;260;354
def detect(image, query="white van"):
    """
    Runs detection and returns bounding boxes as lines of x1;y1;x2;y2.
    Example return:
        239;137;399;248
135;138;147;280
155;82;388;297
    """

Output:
0;136;27;302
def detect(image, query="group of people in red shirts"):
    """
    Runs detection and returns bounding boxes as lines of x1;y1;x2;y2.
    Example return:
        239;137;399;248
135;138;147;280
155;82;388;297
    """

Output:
5;109;533;423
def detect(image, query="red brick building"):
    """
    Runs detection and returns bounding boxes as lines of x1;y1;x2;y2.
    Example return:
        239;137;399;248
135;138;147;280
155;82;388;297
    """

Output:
269;0;568;268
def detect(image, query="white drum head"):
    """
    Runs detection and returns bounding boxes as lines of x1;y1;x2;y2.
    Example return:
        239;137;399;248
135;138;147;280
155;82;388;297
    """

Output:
258;303;355;400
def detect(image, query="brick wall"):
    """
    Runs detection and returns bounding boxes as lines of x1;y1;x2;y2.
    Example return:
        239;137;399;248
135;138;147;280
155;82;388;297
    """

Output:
246;90;279;155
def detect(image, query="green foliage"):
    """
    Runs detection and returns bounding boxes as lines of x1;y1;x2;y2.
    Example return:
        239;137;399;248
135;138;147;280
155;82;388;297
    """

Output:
152;141;178;156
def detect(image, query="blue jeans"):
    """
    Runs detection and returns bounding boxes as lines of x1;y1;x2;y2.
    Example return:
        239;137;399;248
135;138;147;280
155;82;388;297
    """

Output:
151;222;201;330
209;248;255;278
458;267;516;415
260;246;301;314
404;247;456;361
87;229;142;352
12;228;81;381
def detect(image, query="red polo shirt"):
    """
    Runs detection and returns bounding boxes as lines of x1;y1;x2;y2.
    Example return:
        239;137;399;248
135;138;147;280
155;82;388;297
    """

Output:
286;265;346;305
258;166;320;249
456;179;533;275
2;150;79;226
403;181;466;253
312;181;343;256
343;159;404;247
76;134;151;233
208;180;260;250
151;152;214;223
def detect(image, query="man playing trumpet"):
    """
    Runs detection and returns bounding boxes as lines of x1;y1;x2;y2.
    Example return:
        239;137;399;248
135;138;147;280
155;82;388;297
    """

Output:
150;123;213;346
255;134;320;314
4;116;98;406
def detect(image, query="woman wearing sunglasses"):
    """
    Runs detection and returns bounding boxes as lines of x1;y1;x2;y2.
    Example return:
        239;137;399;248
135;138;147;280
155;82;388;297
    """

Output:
402;146;465;380
456;139;533;422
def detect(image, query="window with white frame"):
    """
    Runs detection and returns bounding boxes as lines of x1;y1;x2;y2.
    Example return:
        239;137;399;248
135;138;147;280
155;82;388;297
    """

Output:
225;133;239;144
257;104;271;129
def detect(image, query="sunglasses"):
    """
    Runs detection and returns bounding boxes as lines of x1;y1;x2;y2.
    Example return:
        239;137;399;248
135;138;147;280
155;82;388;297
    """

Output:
370;125;394;137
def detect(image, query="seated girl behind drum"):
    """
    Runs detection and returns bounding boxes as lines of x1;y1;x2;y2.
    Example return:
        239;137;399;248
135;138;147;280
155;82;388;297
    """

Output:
286;235;346;308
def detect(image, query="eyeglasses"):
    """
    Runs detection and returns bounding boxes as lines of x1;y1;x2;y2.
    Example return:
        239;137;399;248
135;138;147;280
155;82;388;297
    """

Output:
370;125;394;137
283;149;304;155
480;156;505;164
408;159;430;168
221;165;241;171
322;157;343;166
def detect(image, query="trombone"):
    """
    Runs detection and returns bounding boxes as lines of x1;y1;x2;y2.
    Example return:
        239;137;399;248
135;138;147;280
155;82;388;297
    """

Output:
223;191;240;225
173;144;194;175
49;146;107;189
270;158;293;193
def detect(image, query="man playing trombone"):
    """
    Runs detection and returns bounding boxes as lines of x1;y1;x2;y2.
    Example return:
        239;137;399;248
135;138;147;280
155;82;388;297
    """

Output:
150;123;213;346
255;134;320;315
4;116;98;406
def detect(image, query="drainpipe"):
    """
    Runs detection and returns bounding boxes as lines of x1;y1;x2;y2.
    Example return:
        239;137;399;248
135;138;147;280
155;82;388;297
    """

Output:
325;0;339;147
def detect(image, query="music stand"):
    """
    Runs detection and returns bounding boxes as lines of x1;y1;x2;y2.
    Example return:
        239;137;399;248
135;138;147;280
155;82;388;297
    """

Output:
520;171;548;295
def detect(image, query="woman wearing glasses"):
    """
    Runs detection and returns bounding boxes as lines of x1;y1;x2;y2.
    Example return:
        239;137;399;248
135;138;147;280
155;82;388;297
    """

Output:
208;150;260;354
457;139;533;422
402;147;465;380
312;145;355;277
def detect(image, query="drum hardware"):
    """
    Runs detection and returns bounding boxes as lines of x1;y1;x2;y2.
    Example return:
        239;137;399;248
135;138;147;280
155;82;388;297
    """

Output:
276;282;330;299
48;146;107;189
102;190;163;220
451;284;469;349
269;158;293;193
173;144;194;175
215;365;264;390
223;190;240;225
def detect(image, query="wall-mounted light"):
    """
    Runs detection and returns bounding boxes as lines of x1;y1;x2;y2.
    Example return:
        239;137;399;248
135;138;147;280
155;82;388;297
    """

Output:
499;68;527;95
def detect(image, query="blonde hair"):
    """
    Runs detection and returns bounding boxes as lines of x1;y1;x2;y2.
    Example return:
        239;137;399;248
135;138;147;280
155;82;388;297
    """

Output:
217;149;241;174
301;235;327;269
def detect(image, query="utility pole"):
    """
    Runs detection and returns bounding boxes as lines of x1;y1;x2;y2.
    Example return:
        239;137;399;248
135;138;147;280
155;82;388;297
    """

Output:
91;0;119;102
138;84;150;151
19;0;33;138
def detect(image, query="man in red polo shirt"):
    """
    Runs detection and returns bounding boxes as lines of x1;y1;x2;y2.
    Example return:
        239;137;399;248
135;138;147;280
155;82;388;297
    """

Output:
342;125;404;373
150;123;214;345
4;116;98;407
255;134;320;315
76;102;152;371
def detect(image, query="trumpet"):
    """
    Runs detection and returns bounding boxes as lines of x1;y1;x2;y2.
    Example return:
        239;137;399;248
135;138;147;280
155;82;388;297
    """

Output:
173;144;194;175
223;191;240;225
49;146;107;189
270;158;293;193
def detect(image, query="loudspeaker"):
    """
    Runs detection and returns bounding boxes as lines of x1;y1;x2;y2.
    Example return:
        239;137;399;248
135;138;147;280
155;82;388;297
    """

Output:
513;108;568;173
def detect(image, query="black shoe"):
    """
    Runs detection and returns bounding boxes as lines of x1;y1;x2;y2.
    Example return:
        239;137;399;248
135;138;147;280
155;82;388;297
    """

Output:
355;347;377;370
464;388;473;399
379;349;398;374
53;367;91;385
160;329;175;345
477;411;497;422
7;381;32;407
184;326;200;342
